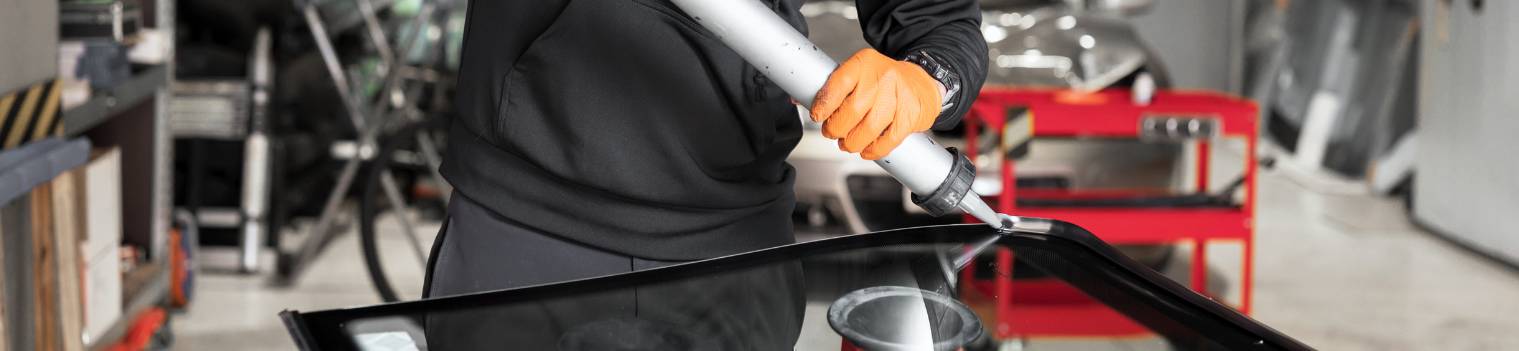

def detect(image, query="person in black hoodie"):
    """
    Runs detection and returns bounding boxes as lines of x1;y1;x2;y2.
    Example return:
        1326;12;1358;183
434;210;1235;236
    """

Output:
423;0;985;346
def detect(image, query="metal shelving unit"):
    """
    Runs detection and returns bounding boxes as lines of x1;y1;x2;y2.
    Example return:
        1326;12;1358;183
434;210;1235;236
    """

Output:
0;0;176;348
1;139;91;351
64;78;175;351
62;65;169;137
51;64;175;351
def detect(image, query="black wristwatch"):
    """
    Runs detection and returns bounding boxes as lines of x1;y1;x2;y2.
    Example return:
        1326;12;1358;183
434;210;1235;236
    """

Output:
903;50;961;113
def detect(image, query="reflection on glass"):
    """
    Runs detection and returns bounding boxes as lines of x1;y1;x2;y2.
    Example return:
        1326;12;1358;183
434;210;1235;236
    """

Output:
329;242;1179;350
346;317;425;351
424;260;805;350
829;286;982;350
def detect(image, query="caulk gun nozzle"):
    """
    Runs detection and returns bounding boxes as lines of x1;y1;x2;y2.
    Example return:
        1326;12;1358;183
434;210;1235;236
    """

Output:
996;213;1018;233
957;197;1011;231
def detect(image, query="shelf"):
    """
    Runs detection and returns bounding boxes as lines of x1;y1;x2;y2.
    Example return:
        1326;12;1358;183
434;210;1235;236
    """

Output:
84;262;170;351
62;65;169;137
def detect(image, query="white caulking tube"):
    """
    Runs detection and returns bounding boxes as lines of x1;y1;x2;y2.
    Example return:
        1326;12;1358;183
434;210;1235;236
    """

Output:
669;0;1009;229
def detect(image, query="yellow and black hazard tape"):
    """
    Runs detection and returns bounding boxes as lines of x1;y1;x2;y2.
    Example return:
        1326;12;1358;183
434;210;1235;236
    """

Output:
0;79;63;151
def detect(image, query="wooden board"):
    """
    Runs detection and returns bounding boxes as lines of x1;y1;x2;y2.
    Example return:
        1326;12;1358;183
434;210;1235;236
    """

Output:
0;207;8;351
51;171;83;351
30;183;59;351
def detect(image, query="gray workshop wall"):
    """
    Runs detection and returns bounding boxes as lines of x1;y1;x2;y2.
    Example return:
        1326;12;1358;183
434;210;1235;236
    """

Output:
1416;0;1519;266
1127;0;1246;93
0;0;59;94
1124;0;1249;190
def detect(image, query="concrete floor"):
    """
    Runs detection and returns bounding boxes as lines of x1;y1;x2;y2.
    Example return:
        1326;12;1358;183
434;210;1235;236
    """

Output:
171;169;1519;350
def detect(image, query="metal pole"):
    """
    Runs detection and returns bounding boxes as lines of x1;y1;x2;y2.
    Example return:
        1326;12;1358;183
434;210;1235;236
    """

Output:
302;5;368;133
239;28;276;273
274;4;375;286
240;133;270;273
367;1;439;117
415;129;451;203
379;169;429;267
355;0;398;74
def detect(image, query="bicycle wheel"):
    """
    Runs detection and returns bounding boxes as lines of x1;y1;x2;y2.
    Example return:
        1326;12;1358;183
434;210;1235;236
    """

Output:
359;123;446;302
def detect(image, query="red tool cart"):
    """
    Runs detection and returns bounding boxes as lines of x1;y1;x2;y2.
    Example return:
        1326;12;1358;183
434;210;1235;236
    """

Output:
960;88;1259;339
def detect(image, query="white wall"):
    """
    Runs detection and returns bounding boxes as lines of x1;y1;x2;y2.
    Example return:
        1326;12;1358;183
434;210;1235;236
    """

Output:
0;0;58;94
1416;0;1519;265
1127;0;1245;92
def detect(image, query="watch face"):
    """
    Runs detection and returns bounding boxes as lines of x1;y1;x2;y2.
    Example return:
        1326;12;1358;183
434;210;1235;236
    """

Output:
283;223;1309;350
905;51;962;110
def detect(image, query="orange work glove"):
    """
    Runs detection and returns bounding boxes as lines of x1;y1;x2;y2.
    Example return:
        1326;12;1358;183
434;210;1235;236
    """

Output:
811;48;943;160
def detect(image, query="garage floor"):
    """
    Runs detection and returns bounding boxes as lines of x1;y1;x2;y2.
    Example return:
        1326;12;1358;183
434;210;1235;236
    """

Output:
170;169;1519;350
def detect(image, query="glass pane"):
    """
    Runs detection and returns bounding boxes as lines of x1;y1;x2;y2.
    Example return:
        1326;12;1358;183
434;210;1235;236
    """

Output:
286;224;1303;350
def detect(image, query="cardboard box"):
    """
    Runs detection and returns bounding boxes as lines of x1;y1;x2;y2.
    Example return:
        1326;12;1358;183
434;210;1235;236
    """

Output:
80;247;118;345
78;149;121;344
79;149;119;268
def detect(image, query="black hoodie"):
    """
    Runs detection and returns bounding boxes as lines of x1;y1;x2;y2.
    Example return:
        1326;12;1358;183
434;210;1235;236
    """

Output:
442;0;986;260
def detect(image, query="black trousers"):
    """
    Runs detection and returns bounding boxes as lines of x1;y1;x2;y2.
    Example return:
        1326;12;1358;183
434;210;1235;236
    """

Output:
422;194;805;350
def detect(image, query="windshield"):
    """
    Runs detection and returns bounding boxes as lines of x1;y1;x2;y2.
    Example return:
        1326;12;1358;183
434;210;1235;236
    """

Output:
281;222;1307;350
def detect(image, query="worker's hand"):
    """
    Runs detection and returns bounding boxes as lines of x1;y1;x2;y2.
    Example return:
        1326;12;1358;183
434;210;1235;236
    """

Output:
811;48;943;160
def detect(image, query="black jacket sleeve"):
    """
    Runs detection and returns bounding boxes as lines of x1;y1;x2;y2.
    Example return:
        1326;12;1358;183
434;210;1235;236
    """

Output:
454;0;569;108
854;0;987;130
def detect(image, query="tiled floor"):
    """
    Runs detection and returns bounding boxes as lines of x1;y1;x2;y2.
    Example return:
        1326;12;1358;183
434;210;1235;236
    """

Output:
171;169;1519;350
